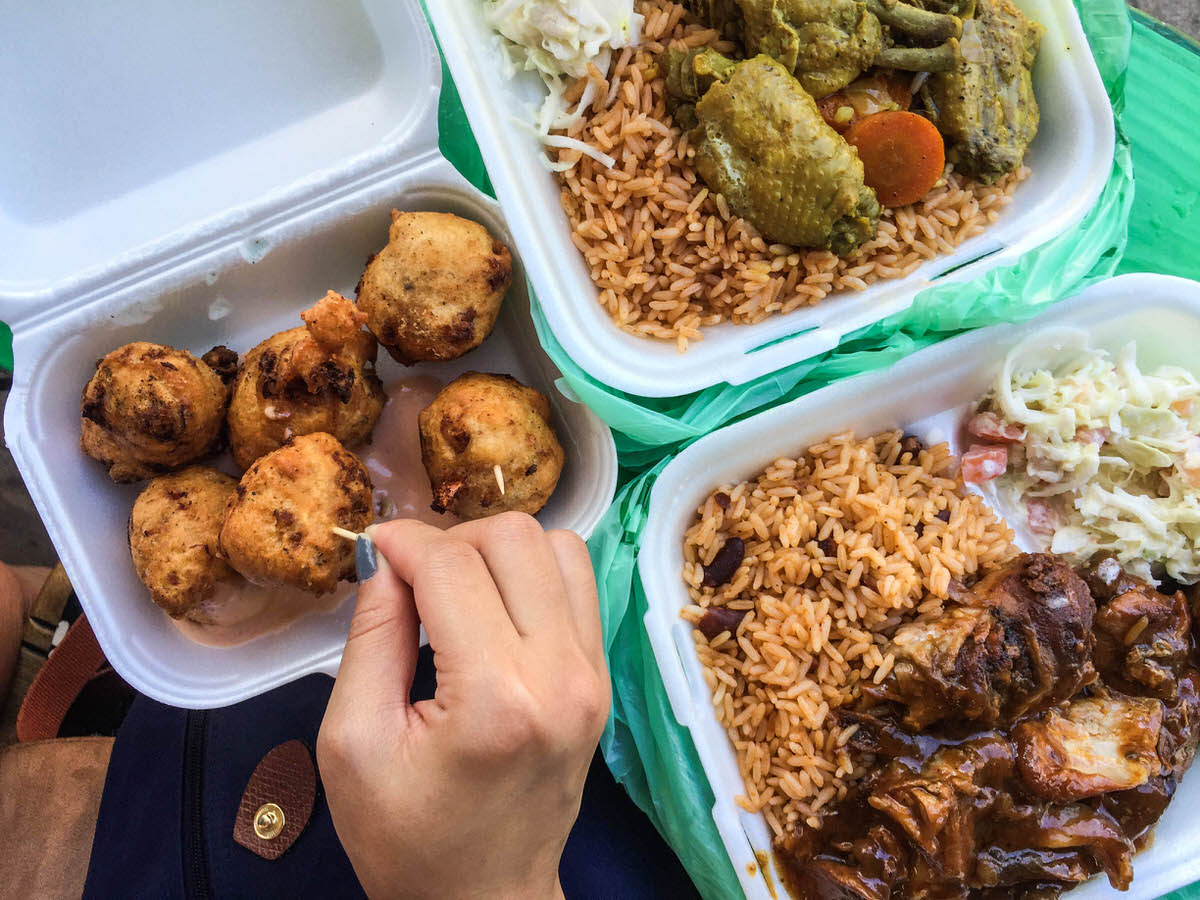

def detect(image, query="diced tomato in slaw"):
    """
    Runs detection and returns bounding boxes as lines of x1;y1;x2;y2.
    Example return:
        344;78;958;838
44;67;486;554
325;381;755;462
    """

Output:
1075;426;1111;446
966;411;1026;444
961;444;1009;485
1026;499;1060;536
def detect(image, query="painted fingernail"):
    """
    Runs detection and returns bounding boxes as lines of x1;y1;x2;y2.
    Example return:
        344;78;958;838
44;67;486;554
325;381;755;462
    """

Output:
355;535;380;582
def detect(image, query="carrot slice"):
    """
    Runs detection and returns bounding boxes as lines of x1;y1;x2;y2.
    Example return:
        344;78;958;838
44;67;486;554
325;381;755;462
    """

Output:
844;110;945;208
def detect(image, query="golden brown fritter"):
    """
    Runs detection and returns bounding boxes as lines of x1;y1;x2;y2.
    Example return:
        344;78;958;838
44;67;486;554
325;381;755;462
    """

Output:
419;372;564;520
228;291;386;470
81;341;235;483
356;210;512;364
220;432;373;594
129;466;239;621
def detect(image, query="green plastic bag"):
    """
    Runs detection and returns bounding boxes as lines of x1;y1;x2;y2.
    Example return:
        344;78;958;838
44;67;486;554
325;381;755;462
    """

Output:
0;323;12;374
1117;12;1200;284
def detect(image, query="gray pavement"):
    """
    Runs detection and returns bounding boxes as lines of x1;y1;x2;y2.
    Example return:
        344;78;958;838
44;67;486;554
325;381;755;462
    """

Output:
1;1;1199;568
1129;0;1200;36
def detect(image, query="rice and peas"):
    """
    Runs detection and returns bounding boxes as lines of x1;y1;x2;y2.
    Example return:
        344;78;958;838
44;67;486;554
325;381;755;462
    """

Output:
681;431;1016;834
550;0;1030;351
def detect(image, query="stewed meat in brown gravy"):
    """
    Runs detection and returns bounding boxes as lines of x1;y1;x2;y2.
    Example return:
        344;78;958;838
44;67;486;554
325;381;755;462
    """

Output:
775;553;1200;900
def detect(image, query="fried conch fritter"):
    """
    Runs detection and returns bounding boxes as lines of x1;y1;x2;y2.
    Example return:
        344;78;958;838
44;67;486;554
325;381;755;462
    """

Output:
228;291;385;470
81;342;236;483
419;372;564;520
356;210;512;364
220;432;373;594
129;466;239;622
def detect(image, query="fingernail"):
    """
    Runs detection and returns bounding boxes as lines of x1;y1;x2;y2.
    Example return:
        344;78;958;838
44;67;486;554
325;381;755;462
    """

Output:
355;535;380;582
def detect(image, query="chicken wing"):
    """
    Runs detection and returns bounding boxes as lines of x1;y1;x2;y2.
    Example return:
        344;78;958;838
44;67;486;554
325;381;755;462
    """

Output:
665;49;880;254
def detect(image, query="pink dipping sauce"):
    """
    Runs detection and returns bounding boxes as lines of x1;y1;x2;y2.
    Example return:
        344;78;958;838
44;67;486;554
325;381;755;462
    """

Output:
169;376;458;648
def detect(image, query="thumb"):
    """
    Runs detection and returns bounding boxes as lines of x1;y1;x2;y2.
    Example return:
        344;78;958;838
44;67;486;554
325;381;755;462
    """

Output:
328;551;421;725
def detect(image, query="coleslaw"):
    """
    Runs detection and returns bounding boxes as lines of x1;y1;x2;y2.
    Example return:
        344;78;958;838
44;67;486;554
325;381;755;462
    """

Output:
482;0;643;168
965;330;1200;584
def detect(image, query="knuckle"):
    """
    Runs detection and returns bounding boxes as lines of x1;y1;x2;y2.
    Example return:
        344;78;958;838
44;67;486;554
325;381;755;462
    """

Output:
422;539;481;577
569;672;611;737
488;511;544;544
547;528;587;556
488;685;557;755
369;517;420;549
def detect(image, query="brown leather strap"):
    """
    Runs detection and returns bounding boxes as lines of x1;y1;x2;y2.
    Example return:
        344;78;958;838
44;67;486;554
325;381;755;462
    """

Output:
233;739;317;860
1;563;74;744
16;615;107;743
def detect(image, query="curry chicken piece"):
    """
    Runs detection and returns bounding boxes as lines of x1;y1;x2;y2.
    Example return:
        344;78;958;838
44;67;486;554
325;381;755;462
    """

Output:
683;0;964;98
865;553;1096;730
663;49;881;255
1014;695;1165;803
921;0;1044;181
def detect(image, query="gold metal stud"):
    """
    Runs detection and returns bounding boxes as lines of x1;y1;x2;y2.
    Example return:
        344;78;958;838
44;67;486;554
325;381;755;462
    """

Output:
253;802;285;840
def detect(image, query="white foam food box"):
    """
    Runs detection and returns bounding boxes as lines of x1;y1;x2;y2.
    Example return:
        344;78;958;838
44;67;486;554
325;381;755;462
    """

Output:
428;0;1116;398
0;0;617;709
640;274;1200;900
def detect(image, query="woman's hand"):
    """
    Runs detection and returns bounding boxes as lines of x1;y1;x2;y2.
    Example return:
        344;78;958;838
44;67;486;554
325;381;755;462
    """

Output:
317;513;610;900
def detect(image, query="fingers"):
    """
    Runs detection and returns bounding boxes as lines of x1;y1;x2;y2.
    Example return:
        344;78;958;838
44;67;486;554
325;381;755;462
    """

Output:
447;513;570;638
545;530;605;672
366;520;516;656
328;553;420;729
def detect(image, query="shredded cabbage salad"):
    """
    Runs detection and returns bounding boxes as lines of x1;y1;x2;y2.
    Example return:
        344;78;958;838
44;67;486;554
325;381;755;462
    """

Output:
483;0;643;169
969;330;1200;584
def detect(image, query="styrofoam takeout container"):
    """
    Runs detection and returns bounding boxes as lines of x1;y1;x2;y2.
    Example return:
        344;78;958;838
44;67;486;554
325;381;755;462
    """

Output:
0;1;617;709
428;0;1116;397
639;274;1200;899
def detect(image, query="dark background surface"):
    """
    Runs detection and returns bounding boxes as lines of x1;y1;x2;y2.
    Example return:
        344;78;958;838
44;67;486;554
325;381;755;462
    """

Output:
1;0;1199;567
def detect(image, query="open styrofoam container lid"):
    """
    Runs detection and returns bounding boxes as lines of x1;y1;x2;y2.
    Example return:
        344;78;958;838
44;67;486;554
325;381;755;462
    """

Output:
0;0;440;323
